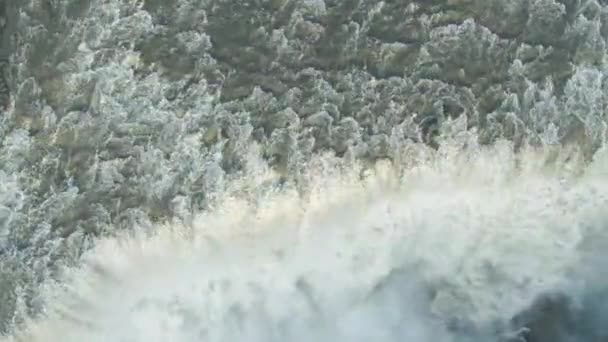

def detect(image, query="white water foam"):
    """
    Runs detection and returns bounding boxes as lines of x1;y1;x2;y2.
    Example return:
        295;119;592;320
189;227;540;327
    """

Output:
3;134;608;342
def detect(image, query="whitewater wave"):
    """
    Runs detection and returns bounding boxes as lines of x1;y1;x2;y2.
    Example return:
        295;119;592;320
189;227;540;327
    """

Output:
2;131;608;342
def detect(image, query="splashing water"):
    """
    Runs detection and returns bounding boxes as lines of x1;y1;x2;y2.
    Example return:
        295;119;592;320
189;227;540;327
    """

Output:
3;132;608;342
4;0;608;340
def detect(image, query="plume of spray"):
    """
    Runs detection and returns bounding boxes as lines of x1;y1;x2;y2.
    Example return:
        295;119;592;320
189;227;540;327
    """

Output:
2;125;608;342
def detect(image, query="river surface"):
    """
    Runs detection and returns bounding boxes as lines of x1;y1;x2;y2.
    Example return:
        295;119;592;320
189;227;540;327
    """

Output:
1;0;608;341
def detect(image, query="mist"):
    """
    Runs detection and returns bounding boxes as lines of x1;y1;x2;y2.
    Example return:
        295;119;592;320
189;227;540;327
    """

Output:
4;137;608;342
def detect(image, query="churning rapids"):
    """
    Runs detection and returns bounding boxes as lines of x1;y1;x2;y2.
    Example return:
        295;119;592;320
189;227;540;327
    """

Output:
4;0;608;341
3;134;608;342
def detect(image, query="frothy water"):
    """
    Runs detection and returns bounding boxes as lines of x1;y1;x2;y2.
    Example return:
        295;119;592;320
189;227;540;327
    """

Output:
3;134;608;341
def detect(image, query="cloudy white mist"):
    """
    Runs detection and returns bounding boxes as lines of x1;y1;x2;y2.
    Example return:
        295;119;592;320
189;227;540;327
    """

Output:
3;134;608;342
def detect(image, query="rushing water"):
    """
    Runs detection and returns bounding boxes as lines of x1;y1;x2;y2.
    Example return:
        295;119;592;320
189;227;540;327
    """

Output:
3;137;608;341
2;0;608;341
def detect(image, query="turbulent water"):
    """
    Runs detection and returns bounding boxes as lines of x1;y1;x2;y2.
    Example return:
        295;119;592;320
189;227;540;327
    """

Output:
2;0;608;341
3;138;608;341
